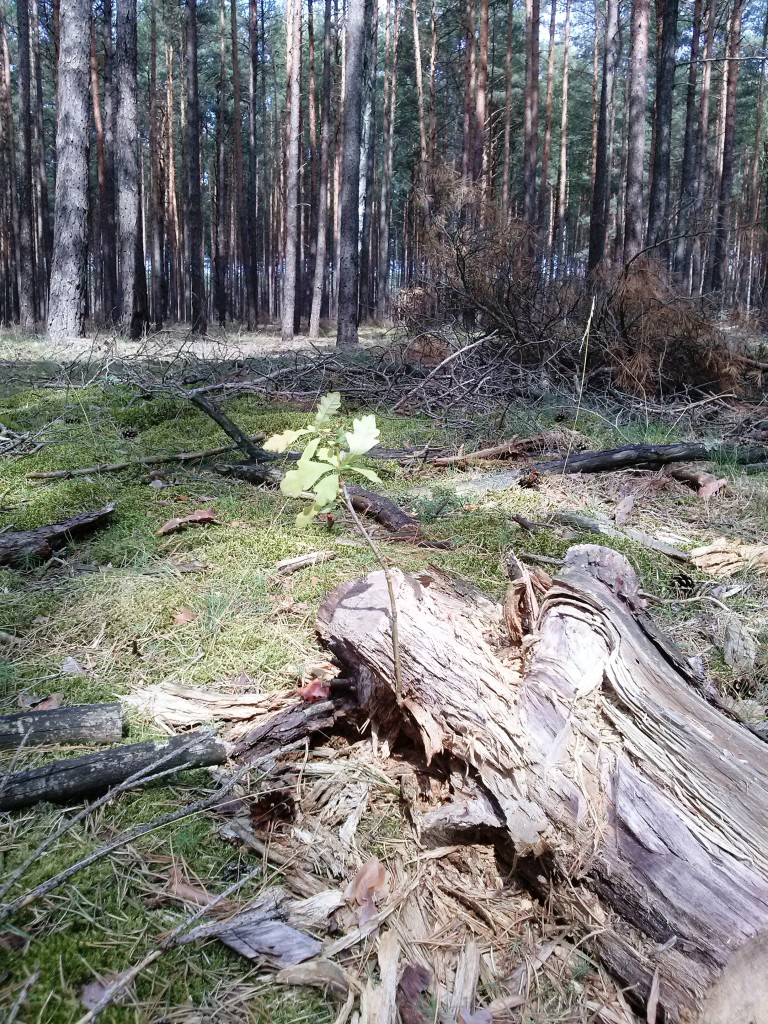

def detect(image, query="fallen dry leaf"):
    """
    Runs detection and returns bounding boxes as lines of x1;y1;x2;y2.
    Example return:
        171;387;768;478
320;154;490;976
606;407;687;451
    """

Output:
297;678;330;703
157;508;220;536
80;970;134;1010
697;476;728;499
345;857;387;926
166;866;238;913
614;493;635;526
17;692;64;712
396;964;432;1024
61;656;86;676
276;959;350;1000
173;606;197;625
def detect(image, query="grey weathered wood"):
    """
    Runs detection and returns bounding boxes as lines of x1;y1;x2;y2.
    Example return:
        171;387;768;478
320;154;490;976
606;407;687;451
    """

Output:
0;503;116;568
537;441;768;474
0;703;123;750
318;548;768;1023
0;730;227;811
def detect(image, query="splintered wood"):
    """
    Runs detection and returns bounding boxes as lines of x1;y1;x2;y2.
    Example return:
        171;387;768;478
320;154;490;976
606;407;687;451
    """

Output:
318;546;768;1023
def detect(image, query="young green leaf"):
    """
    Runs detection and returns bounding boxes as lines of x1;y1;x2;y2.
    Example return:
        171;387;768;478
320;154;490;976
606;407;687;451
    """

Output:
264;428;311;453
345;415;380;456
313;472;340;510
314;392;342;428
347;465;381;485
280;460;332;497
296;505;319;529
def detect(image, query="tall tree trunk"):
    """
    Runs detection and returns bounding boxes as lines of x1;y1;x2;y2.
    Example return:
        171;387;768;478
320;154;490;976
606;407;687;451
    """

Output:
30;0;51;312
116;0;148;337
214;0;229;326
588;0;620;272
473;0;489;187
646;0;679;254
358;0;378;322
247;0;259;325
281;0;301;341
460;0;476;183
17;0;36;329
307;0;318;316
538;0;557;249
428;0;437;168
309;0;332;337
522;0;540;225
336;0;366;348
554;0;570;269
185;0;206;333
149;0;166;329
411;0;429;196
90;18;107;323
1;4;20;322
501;0;514;221
710;0;745;294
691;0;715;293
673;0;702;279
165;43;181;321
47;0;89;342
376;0;399;321
100;0;117;324
742;7;768;306
623;0;650;263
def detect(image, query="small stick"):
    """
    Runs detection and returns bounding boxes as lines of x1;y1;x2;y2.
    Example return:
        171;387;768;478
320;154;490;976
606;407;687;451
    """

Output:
26;440;265;481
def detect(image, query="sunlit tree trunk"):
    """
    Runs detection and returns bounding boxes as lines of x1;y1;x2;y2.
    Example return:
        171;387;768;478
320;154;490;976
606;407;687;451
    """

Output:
522;0;539;225
17;0;36;329
501;0;514;221
282;0;301;341
554;0;570;269
336;0;366;348
30;0;51;312
673;0;701;280
376;0;399;320
309;0;333;337
149;0;166;328
47;0;89;341
646;0;679;255
185;0;206;333
623;0;650;263
538;0;557;249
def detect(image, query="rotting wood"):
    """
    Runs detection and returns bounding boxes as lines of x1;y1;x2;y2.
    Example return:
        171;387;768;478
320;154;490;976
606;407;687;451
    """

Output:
0;730;227;811
0;503;116;568
547;509;691;561
318;547;768;1023
275;550;337;574
25;440;265;480
537;441;768;474
0;702;123;750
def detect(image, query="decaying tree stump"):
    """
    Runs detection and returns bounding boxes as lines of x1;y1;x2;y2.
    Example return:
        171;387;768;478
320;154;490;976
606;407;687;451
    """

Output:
318;546;768;1023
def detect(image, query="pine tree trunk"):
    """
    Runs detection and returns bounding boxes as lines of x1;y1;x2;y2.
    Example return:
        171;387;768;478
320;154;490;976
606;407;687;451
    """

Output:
646;0;679;255
501;0;514;221
116;0;148;337
185;0;206;333
460;0;476;184
588;0;620;272
309;0;333;338
376;0;398;321
358;0;378;322
538;0;557;250
554;0;570;270
149;0;166;329
90;18;107;323
336;0;366;349
710;0;745;294
46;0;89;342
673;0;702;280
473;0;489;188
1;7;20;323
30;0;51;313
100;0;117;323
522;0;540;225
16;0;36;330
623;0;650;263
281;0;301;342
411;0;429;200
214;0;229;327
247;0;259;325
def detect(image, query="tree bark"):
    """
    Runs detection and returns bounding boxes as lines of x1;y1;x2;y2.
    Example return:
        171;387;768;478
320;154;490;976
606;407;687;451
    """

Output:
537;0;557;249
646;0;679;255
554;0;570;269
185;0;207;334
319;550;768;1022
101;0;118;323
149;0;166;329
673;0;702;280
214;0;229;327
0;504;116;568
247;0;259;325
501;0;514;221
281;0;301;342
0;703;124;751
336;0;366;349
623;0;650;263
30;0;51;312
46;0;90;342
473;0;489;189
309;0;333;338
522;0;540;225
116;0;148;338
16;0;37;330
588;0;620;272
375;0;399;321
0;731;227;812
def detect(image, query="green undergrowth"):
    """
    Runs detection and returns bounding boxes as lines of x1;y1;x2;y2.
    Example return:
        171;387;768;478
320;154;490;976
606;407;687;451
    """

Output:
2;378;767;1021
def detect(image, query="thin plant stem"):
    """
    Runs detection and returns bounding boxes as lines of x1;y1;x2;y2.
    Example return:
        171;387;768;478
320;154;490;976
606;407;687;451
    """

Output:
342;483;404;704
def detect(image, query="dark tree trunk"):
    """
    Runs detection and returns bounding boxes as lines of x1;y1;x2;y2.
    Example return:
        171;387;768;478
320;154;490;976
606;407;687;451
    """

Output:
214;0;229;327
336;0;366;349
101;0;118;324
588;0;620;272
116;0;148;338
646;0;679;255
522;0;540;225
46;0;89;342
247;0;259;325
309;0;333;337
358;0;378;322
185;0;207;334
231;0;249;327
673;0;702;279
281;0;301;342
623;0;650;263
375;0;399;321
16;0;37;330
149;0;166;329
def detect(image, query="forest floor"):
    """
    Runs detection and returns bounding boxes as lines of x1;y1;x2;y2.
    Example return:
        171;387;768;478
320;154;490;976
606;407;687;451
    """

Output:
1;327;767;1023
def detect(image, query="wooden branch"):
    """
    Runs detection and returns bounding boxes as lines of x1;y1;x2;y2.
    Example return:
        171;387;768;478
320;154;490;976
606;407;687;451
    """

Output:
187;393;273;462
0;731;227;811
0;703;123;750
537;441;768;474
318;551;768;1022
548;510;691;561
25;441;265;481
0;504;116;568
275;551;337;574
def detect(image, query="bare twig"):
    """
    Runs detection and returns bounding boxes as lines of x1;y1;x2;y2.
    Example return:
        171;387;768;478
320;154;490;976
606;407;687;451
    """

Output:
25;440;265;480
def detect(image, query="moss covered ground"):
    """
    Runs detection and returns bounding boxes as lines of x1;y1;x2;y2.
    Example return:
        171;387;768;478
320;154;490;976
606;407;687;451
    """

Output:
1;356;767;1022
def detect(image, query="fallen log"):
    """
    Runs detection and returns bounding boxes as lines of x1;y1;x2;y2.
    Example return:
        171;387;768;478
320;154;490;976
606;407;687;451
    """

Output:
318;550;768;1023
0;731;227;811
0;503;116;568
0;702;123;750
537;441;768;474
